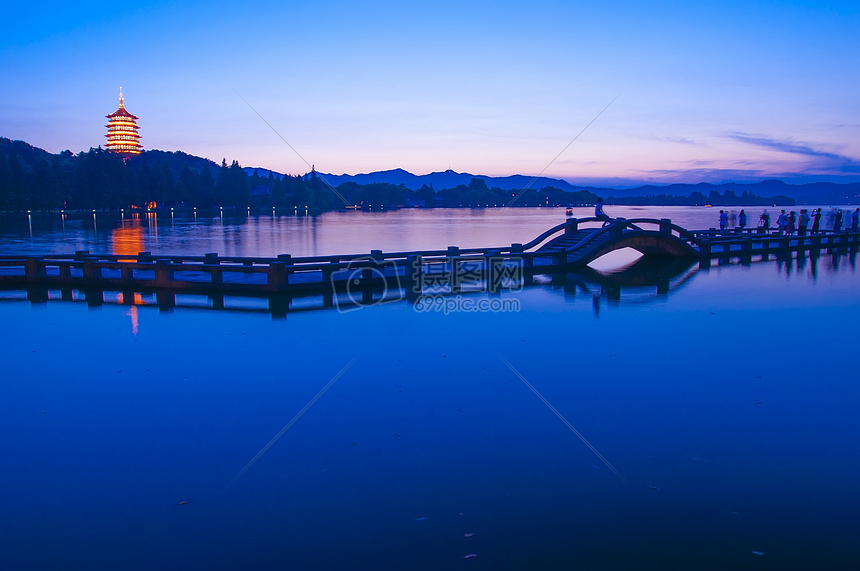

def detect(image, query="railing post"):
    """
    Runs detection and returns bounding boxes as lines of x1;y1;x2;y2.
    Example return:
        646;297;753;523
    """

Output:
660;218;672;235
156;290;175;310
510;243;523;253
361;266;373;304
267;261;286;289
277;254;292;265
486;250;502;293
405;255;422;301
740;239;752;265
371;249;383;261
269;294;290;318
447;247;460;292
84;288;103;307
24;257;44;281
137;251;152;263
322;258;338;287
74;250;89;262
154;259;173;286
204;253;222;285
564;218;578;234
83;256;102;280
27;288;48;304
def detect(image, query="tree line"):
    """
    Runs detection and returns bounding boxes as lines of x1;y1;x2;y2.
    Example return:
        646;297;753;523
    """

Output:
0;138;795;212
0;141;602;212
0;141;331;212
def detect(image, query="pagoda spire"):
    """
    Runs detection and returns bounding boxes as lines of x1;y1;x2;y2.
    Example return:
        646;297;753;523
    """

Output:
119;86;125;108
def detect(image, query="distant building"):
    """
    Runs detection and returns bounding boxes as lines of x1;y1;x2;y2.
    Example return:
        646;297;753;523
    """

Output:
105;88;142;156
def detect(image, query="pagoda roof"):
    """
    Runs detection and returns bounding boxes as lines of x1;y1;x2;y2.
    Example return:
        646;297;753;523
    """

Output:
107;107;139;120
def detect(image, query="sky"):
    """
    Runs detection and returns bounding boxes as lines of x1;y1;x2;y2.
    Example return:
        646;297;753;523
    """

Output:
1;0;858;187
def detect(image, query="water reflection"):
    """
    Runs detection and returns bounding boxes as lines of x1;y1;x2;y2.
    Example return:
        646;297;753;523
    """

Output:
3;206;856;260
775;248;856;281
549;257;699;316
111;220;145;258
10;251;852;319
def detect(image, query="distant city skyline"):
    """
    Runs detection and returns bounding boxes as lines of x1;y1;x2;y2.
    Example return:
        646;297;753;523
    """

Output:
2;1;858;188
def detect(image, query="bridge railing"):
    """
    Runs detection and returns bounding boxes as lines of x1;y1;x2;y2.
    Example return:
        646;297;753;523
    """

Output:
692;227;855;241
0;247;542;294
542;217;704;255
518;221;571;251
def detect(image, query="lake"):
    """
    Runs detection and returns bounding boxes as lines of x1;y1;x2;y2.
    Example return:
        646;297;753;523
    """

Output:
1;205;839;258
1;207;858;570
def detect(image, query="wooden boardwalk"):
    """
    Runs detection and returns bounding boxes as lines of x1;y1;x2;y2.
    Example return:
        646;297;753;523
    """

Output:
1;216;857;313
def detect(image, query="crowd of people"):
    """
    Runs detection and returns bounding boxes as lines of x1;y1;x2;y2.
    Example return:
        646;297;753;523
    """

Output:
592;201;858;235
718;208;859;235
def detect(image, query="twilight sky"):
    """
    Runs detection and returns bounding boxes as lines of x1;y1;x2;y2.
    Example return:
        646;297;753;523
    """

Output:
1;0;858;187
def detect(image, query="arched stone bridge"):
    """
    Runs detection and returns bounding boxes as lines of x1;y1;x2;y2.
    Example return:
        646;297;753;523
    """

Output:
532;217;700;267
521;216;859;269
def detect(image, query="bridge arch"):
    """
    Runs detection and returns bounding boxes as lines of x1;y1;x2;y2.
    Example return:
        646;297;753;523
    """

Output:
569;232;699;266
534;217;702;268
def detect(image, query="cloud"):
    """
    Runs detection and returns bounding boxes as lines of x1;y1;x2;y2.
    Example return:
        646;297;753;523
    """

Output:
662;136;697;146
727;133;859;171
630;167;772;184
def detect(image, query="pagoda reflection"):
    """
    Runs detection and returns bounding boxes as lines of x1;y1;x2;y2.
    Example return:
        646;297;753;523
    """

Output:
111;219;145;258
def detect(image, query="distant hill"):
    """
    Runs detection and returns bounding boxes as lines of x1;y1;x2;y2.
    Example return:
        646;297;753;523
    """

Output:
315;168;602;194
243;166;860;204
0;137;860;209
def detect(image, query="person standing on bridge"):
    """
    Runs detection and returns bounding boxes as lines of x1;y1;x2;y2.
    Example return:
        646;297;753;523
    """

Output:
798;209;810;236
787;211;797;235
834;209;843;232
738;209;747;230
811;208;822;233
719;210;728;231
777;210;788;235
852;208;859;232
594;198;611;225
759;209;771;232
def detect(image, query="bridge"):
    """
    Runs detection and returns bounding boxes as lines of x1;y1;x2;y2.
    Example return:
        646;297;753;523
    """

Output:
1;217;857;314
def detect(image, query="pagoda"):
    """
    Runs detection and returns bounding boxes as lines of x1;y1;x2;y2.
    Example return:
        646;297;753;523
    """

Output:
105;87;142;156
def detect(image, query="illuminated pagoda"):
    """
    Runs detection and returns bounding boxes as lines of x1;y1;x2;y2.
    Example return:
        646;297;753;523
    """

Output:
105;87;142;156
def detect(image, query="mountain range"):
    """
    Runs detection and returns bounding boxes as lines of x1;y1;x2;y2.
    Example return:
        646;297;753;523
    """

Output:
2;136;857;205
245;166;860;205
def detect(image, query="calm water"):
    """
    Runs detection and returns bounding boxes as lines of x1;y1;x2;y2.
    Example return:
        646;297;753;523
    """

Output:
0;206;792;258
1;207;858;570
